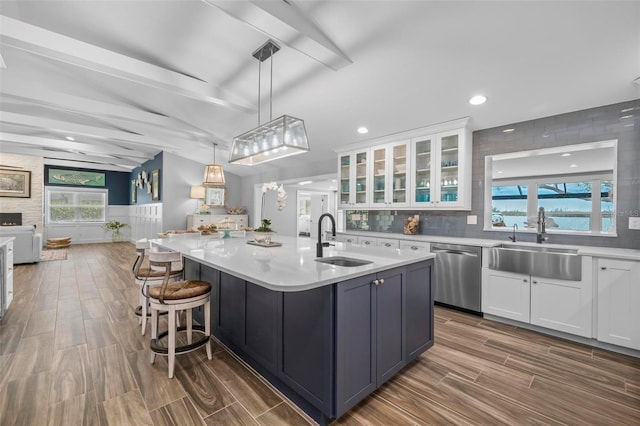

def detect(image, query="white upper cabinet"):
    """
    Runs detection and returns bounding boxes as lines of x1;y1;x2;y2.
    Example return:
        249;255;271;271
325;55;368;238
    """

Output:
410;127;472;210
370;140;411;208
338;149;371;209
336;118;471;210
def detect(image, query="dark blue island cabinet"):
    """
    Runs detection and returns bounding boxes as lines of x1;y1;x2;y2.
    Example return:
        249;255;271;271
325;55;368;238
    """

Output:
186;258;434;424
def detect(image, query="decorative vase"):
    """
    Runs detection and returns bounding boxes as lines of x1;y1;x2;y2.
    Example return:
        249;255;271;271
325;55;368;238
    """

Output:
253;231;273;244
112;230;124;242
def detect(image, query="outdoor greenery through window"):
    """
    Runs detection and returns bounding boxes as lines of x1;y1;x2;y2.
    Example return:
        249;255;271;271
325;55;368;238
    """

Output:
47;188;107;223
491;175;614;234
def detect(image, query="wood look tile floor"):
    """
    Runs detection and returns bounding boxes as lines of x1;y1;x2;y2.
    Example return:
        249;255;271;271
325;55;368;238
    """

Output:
1;243;639;425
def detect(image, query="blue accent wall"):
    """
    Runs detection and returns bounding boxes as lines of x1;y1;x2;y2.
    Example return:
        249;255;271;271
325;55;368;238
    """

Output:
130;152;163;205
44;165;131;205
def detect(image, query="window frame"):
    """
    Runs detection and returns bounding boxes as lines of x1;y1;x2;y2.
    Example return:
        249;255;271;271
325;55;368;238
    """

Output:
487;172;616;236
45;186;108;224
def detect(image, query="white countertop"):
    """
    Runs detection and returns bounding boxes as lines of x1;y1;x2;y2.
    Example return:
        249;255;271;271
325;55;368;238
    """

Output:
335;231;640;261
152;235;435;292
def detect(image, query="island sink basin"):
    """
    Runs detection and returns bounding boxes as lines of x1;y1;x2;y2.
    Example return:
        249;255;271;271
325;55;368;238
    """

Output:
315;256;372;267
488;243;581;281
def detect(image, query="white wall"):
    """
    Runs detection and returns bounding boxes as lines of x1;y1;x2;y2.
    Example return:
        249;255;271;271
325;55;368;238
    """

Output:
162;152;243;231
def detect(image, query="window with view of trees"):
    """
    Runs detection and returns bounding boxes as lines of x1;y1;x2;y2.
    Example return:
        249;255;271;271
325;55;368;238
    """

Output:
46;188;107;223
491;175;614;234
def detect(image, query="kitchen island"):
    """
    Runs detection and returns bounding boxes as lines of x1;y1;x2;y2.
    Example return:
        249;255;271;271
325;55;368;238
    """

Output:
153;234;435;424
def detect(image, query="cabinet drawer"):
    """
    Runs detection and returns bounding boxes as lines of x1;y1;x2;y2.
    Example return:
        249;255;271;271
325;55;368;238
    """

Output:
376;238;399;249
357;236;377;247
334;235;357;244
400;241;429;252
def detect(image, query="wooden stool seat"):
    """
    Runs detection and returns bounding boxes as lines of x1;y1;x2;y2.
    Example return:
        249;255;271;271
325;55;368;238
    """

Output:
149;280;210;300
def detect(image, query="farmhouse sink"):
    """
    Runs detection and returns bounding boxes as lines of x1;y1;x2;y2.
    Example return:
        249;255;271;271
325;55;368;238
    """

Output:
488;243;581;281
315;256;372;267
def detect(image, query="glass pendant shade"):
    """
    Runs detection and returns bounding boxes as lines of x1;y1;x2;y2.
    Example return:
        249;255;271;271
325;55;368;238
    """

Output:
229;115;310;166
203;164;225;186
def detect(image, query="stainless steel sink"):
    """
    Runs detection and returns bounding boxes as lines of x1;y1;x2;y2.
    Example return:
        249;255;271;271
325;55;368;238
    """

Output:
488;244;581;281
315;256;372;267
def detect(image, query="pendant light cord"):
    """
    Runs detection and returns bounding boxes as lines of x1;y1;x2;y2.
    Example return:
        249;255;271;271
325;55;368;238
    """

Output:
258;61;261;126
270;45;273;121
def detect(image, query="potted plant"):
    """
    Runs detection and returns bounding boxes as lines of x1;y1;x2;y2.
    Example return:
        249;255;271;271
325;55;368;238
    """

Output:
104;220;128;242
253;218;274;244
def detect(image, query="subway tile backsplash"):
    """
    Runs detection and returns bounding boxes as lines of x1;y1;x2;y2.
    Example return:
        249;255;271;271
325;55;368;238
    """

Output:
345;99;640;249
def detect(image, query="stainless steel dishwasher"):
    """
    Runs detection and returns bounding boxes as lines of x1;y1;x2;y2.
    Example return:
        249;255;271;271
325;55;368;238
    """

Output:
430;243;482;313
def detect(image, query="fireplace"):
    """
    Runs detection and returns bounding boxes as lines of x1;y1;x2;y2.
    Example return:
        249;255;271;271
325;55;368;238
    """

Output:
0;213;22;226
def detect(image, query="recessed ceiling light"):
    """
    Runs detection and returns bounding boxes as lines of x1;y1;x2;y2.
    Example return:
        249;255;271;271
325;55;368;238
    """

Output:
357;126;369;134
502;128;515;133
298;181;312;185
620;115;634;120
469;95;487;105
621;107;634;113
497;171;503;174
569;164;577;168
65;136;75;141
561;153;571;157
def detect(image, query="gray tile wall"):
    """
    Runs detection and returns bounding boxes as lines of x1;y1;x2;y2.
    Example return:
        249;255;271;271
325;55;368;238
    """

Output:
346;99;640;249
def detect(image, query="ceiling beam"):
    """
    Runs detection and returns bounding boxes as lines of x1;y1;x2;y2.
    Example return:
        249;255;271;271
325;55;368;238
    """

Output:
205;0;352;71
44;158;133;172
0;142;141;167
0;132;154;160
0;15;255;113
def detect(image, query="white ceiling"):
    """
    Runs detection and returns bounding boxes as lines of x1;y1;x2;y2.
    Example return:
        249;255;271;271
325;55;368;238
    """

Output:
1;1;639;175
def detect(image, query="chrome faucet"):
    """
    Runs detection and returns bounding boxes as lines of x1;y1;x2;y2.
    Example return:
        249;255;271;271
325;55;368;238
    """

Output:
316;213;336;258
536;207;548;243
508;224;518;242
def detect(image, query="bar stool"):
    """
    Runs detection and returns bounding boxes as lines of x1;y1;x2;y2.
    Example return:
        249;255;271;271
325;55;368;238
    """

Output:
132;239;183;335
147;250;212;378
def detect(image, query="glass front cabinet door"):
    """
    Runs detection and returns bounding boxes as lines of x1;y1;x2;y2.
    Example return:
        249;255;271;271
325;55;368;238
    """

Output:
370;140;410;208
411;128;471;209
338;149;370;208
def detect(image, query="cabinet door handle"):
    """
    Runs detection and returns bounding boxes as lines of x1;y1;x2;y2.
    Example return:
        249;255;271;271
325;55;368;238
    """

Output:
364;241;371;245
346;239;353;243
523;279;528;283
379;278;385;285
410;245;418;250
600;267;607;270
384;242;392;247
532;280;538;284
373;279;380;286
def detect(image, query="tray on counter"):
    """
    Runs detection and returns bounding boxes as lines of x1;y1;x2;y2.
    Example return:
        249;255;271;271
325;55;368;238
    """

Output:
247;240;283;248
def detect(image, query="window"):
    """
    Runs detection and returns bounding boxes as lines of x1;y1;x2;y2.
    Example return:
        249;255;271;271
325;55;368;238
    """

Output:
46;188;107;223
490;175;614;234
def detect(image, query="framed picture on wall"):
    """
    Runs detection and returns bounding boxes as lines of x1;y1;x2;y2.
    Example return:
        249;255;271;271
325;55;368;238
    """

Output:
205;187;225;207
151;169;160;201
0;168;31;198
131;180;137;204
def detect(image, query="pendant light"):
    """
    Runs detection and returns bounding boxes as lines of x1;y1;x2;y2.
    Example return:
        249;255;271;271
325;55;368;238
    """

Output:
203;142;225;186
229;39;310;166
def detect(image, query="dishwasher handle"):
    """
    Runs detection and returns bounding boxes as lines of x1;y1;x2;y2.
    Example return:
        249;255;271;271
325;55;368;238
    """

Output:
431;247;479;257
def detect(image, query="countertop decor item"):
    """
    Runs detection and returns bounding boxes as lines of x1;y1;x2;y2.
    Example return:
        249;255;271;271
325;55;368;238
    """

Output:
404;215;419;235
253;218;274;244
227;206;246;215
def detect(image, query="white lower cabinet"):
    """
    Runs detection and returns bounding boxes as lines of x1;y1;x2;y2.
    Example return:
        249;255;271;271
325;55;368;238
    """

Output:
596;258;640;350
482;269;530;323
482;265;593;338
